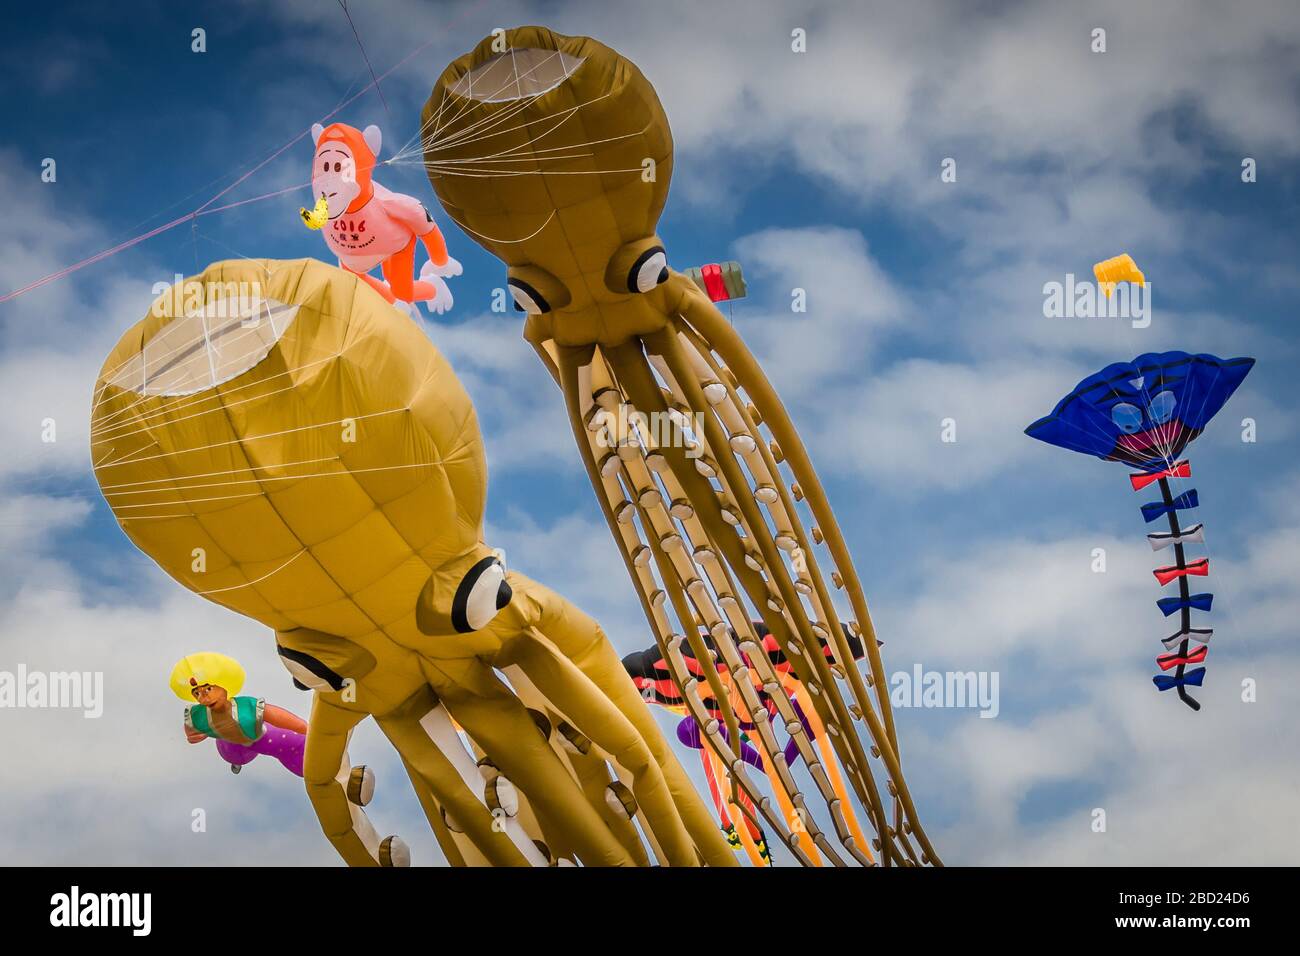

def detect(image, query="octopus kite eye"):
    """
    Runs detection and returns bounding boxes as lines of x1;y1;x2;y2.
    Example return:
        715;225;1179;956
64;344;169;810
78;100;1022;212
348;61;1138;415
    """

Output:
452;555;512;633
627;246;668;293
1111;402;1143;434
276;644;347;692
508;278;550;314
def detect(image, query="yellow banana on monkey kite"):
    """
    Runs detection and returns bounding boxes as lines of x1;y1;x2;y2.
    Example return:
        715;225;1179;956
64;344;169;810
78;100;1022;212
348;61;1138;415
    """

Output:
299;193;330;230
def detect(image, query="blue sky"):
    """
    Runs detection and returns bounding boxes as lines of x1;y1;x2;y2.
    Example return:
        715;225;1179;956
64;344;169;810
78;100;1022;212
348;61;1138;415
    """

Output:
1;0;1298;865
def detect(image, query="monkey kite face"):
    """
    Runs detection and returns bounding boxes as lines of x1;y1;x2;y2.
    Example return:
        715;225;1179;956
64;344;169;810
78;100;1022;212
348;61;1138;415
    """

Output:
311;122;383;218
423;26;679;346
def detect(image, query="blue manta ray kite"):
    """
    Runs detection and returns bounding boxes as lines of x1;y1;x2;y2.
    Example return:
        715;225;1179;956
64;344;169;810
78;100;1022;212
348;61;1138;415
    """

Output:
1025;351;1255;711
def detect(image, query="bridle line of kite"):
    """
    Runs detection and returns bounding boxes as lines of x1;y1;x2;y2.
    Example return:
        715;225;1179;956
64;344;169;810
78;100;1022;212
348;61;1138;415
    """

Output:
439;207;556;244
91;296;303;420
424;86;620;162
99;454;341;492
423;49;562;150
193;550;306;595
93;343;344;430
419;47;566;154
94;369;334;444
0;3;485;305
106;459;454;510
394;47;550;162
98;405;409;470
391;49;566;170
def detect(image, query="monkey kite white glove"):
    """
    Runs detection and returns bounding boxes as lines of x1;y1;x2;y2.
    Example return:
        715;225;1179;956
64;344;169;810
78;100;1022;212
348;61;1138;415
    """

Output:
423;275;454;315
420;258;459;315
422;255;463;279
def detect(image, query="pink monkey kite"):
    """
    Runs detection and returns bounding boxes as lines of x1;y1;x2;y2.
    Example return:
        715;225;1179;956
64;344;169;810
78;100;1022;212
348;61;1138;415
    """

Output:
309;121;461;315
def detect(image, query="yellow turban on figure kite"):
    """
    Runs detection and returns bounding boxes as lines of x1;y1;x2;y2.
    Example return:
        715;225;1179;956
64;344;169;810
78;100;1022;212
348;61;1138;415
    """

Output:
169;651;246;701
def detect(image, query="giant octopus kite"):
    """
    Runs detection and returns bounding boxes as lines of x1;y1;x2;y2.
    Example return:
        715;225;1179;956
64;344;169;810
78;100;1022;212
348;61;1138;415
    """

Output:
420;26;939;866
90;257;735;867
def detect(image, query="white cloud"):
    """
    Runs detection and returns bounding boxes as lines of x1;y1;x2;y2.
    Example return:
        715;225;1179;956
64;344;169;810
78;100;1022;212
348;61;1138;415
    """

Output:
0;152;177;485
796;356;1078;490
2;0;1294;867
423;314;579;473
0;507;438;865
730;226;907;391
882;479;1300;864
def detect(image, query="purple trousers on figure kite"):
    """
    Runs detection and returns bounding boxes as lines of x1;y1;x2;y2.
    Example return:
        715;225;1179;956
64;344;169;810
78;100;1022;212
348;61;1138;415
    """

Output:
214;725;306;777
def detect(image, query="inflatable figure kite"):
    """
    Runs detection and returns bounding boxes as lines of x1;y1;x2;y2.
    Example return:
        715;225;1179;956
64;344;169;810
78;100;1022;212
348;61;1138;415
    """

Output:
624;622;876;866
308;122;462;316
1026;351;1255;710
172;651;317;778
420;27;938;866
90;258;736;867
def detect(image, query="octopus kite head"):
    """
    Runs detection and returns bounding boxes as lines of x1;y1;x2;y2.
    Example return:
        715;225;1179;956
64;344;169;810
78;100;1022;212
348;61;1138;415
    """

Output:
311;122;382;217
424;26;680;344
90;258;487;639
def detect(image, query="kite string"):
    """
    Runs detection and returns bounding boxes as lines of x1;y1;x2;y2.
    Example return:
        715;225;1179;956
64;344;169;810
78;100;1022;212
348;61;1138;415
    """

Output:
0;213;199;303
392;46;573;164
336;0;393;130
195;549;305;595
0;8;464;305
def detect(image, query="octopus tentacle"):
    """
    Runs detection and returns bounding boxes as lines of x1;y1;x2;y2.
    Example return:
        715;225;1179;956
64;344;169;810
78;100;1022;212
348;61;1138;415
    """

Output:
541;340;751;865
551;736;653;866
461;706;580;866
627;330;895;865
506;579;736;865
661;331;920;865
580;341;882;865
502;628;701;866
373;690;540;866
397;754;470;867
671;318;887;858
637;497;847;867
675;286;941;866
426;657;639;866
787;678;870;854
548;341;817;865
303;697;395;867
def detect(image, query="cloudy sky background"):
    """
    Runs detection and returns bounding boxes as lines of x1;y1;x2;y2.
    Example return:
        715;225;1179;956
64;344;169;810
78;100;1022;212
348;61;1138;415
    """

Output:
1;0;1297;865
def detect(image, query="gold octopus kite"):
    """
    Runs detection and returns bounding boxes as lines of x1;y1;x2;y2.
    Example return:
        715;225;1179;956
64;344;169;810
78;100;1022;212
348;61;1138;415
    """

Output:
89;257;735;867
419;26;940;866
